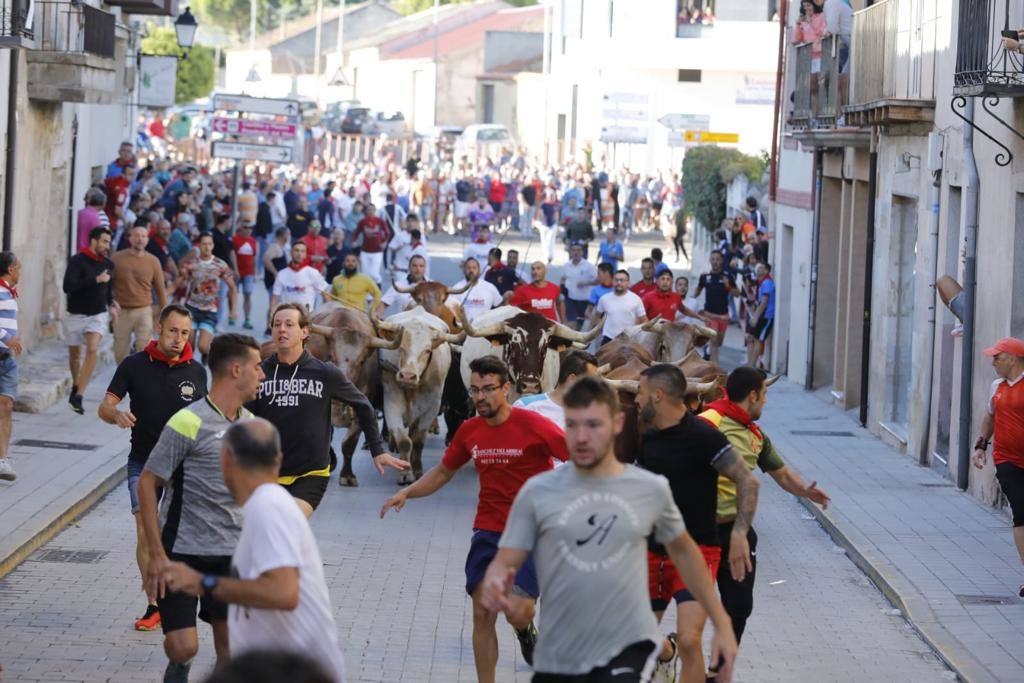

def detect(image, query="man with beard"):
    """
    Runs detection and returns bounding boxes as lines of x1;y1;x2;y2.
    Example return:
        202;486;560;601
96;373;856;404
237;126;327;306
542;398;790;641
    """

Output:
329;252;381;314
374;255;427;318
381;357;568;682
176;233;237;363
447;257;503;323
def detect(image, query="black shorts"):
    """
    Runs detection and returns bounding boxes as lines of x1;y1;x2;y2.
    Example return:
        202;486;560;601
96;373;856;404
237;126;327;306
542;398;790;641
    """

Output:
157;554;232;633
750;317;774;342
284;475;329;510
565;298;589;325
533;640;658;682
996;462;1024;527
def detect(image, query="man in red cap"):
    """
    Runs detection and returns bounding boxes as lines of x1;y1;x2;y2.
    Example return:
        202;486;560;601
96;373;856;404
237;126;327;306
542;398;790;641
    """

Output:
973;336;1024;597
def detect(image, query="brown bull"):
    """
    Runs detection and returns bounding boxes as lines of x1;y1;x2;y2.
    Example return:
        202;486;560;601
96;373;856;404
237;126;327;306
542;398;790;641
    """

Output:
387;278;474;332
596;338;655;370
617;317;718;362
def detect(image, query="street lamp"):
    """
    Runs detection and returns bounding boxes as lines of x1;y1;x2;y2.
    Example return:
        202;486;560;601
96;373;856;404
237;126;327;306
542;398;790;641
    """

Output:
174;7;198;53
246;65;261;83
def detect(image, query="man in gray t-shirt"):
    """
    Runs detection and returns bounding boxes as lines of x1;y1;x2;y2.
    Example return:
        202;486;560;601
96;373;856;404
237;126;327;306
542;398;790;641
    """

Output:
482;376;738;682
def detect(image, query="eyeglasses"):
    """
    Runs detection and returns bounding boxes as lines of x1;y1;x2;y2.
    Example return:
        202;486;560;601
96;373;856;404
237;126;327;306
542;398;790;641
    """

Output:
468;384;502;397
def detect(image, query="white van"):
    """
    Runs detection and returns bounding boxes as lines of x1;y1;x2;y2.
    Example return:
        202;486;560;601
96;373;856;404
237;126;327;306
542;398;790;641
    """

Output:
455;124;516;158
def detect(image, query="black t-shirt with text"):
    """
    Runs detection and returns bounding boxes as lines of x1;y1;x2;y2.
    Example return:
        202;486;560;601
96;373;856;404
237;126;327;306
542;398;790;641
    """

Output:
698;271;734;315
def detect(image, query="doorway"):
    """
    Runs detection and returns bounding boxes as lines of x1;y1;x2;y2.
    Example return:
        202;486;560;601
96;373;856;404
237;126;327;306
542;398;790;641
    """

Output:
932;187;960;473
888;196;918;434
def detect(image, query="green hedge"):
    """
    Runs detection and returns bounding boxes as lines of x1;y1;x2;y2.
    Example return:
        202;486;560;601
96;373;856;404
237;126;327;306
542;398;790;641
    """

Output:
681;146;767;232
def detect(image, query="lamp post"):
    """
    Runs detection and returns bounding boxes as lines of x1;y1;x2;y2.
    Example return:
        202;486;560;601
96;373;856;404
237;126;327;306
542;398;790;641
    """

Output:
174;7;198;55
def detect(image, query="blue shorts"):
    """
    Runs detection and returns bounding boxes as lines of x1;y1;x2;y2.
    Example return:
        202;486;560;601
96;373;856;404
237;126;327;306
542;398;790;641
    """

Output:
127;459;162;514
186;306;218;335
465;529;539;598
240;275;255;295
0;356;19;399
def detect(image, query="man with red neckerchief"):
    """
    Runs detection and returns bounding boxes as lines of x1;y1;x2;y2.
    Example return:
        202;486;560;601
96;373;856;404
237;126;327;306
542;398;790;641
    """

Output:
99;304;208;632
0;252;22;483
269;241;329;315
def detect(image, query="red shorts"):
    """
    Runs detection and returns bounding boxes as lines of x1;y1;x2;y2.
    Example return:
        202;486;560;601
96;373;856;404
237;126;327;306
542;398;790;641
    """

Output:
704;314;729;336
647;545;722;610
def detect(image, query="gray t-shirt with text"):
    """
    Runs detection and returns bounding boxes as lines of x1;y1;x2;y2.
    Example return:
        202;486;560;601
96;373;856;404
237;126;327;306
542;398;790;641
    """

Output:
500;464;686;675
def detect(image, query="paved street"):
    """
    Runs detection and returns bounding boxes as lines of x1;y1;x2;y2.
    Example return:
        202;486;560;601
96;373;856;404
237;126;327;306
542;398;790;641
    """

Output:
0;243;954;682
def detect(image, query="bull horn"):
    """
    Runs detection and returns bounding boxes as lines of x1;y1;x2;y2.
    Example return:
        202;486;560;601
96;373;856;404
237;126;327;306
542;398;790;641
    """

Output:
572;341;588;349
597;363;612;376
696;324;717;338
684;379;717;395
640;315;664;332
605;378;640;394
368;334;402;350
447;277;477;296
375;319;402;334
440;331;466;345
391;277;415;294
765;374;781;387
551;316;604;343
310;324;334;338
458;305;506;338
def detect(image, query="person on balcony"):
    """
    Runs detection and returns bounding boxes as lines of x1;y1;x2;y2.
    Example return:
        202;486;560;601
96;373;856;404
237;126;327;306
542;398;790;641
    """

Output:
793;0;828;116
1002;30;1024;53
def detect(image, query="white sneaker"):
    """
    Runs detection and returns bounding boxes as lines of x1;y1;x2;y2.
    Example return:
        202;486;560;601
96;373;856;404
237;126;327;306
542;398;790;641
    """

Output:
0;458;16;481
652;633;677;683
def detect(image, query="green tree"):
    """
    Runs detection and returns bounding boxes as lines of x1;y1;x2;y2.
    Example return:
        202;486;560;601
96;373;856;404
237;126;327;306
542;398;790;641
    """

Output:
191;0;309;41
396;0;535;14
141;26;215;104
680;146;767;232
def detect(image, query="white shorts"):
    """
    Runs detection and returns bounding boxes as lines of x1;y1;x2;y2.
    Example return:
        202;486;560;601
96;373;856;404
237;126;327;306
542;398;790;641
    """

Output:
64;312;109;346
454;201;470;219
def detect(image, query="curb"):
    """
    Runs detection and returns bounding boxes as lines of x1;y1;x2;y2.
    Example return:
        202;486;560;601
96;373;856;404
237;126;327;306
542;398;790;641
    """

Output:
0;460;126;581
797;497;998;683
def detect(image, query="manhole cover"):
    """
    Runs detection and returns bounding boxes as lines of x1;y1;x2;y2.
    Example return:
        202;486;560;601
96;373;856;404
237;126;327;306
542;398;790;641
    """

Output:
789;430;856;437
31;549;108;564
14;439;99;451
956;594;1013;606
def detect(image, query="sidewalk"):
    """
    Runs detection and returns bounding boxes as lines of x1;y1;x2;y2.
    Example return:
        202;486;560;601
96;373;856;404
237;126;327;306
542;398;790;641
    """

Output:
761;379;1024;683
0;347;129;579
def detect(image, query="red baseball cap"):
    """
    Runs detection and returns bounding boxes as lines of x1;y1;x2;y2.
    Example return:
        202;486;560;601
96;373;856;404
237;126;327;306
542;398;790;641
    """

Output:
983;337;1024;357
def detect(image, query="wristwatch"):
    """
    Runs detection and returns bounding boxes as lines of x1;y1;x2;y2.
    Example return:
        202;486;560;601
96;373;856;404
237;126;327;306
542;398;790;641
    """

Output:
201;574;218;597
974;436;990;451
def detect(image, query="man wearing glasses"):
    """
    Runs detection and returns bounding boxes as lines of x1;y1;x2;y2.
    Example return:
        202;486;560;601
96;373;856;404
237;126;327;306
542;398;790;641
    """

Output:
381;356;568;683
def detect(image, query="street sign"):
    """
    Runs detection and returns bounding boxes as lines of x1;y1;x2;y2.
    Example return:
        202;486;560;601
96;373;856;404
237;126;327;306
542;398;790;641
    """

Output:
138;55;177;108
684;131;740;144
602;108;648;122
600;125;648;144
212;93;301;118
658;113;711;131
667;131;688;147
212;141;294;163
212;117;298;138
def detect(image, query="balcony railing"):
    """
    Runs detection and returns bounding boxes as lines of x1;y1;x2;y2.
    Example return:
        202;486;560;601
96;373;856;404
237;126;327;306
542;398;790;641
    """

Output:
1;0;33;47
955;0;1024;96
789;35;842;128
33;0;115;58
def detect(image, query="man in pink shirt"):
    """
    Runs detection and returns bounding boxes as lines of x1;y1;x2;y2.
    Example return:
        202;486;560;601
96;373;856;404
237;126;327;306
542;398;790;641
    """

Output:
77;189;110;252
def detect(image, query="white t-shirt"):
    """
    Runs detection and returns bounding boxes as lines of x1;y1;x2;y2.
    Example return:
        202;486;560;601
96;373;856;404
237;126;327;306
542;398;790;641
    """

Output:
676;295;701;325
513;393;565;430
272;266;329;311
563;259;597;302
447;278;503;321
596;290;646;339
389;230;413;271
229;484;346;682
463;241;493;265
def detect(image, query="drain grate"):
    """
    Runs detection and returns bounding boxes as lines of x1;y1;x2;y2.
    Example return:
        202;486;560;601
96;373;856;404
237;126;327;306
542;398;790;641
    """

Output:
919;482;953;488
956;594;1013;606
31;549;108;564
14;439;98;451
790;430;856;437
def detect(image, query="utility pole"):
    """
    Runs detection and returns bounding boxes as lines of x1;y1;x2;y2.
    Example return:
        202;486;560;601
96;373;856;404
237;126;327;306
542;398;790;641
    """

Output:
314;0;325;102
432;0;440;129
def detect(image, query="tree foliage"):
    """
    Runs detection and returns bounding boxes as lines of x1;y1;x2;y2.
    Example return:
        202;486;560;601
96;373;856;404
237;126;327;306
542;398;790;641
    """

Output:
191;0;311;41
396;0;534;14
141;26;215;104
680;146;767;232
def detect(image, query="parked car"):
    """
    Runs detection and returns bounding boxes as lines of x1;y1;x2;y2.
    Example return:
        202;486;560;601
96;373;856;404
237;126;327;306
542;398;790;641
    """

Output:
362;110;412;138
323;100;362;133
455;124;516;158
337;107;371;134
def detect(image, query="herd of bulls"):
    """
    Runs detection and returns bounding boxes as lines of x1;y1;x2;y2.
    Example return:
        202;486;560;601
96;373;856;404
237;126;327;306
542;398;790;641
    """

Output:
276;279;764;484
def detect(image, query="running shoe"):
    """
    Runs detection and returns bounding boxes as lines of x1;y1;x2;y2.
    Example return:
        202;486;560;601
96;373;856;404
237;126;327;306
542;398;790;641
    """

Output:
0;458;15;481
134;605;161;631
69;393;84;415
652;633;677;683
243;320;254;330
515;621;538;667
1018;583;1024;599
228;317;237;326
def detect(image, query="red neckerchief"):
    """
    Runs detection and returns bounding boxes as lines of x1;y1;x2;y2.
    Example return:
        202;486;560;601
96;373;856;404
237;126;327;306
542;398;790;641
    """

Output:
81;247;106;263
149;227;168;249
288;259;311;271
0;278;17;299
144;339;194;366
704;399;762;439
492;260;505;269
757;273;773;287
410;241;423;249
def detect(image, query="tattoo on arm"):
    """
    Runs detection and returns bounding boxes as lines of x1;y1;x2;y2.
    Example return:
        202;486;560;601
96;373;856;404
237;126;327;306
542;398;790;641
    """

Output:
713;449;760;534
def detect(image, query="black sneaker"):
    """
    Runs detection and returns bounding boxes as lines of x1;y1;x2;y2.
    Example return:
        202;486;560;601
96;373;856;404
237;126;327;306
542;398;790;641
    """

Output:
515;621;538;667
69;393;84;415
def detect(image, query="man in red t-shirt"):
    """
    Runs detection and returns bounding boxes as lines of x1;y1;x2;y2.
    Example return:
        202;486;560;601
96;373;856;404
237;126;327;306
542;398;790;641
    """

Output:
506;261;565;322
353;204;391;284
630;256;658;299
232;222;258;329
643;269;704;323
104;164;135;231
299;222;329;275
381;356;568;681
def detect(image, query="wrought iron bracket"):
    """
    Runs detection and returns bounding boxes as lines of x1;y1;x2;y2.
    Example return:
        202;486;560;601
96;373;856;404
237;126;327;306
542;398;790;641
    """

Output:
951;95;1013;167
981;95;1024;146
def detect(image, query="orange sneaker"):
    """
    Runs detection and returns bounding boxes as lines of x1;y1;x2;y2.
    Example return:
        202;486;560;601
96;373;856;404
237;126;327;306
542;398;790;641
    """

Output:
134;605;161;631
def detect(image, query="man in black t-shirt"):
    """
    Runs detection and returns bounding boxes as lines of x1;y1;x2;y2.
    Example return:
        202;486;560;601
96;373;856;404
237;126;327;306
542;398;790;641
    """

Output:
99;304;208;632
695;251;735;364
635;364;760;683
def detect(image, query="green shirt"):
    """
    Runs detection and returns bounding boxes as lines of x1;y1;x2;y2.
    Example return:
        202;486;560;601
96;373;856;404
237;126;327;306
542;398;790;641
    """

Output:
699;408;785;519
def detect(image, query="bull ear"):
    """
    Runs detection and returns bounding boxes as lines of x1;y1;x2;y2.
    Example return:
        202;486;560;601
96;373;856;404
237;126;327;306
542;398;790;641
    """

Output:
310;324;334;338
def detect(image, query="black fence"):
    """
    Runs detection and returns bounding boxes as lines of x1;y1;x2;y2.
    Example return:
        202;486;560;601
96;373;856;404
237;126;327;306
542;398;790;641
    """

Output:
33;0;115;58
0;0;33;41
954;0;1024;95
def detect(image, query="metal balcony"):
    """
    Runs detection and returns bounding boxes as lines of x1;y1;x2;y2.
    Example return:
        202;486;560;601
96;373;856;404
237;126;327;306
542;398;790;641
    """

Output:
0;0;33;48
788;36;843;128
954;0;1024;96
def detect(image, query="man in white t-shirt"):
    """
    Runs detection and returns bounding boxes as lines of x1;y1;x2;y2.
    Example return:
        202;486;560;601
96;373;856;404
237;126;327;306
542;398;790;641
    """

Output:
447;257;503;322
374;255;427;318
595;269;647;345
561;243;598;330
269;242;329;314
463;226;494;266
161;419;346;683
513;350;598;431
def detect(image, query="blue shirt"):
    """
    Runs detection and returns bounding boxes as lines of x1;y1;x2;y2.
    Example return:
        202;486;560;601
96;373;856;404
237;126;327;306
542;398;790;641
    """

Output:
598;240;623;267
758;277;776;320
168;228;193;264
588;284;613;306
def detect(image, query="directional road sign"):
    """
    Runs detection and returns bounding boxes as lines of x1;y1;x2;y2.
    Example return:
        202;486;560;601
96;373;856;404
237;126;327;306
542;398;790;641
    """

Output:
658;113;711;131
684;130;740;144
212;117;298;138
212;93;301;118
600;125;648;144
212;141;294;164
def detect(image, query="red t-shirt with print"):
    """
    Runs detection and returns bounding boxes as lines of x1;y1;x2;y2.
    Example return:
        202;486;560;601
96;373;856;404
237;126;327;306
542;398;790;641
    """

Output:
442;408;569;532
232;235;258;277
509;282;562;321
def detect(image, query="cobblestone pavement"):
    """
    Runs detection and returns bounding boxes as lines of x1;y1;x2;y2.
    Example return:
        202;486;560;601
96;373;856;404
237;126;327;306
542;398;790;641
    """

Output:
0;429;952;682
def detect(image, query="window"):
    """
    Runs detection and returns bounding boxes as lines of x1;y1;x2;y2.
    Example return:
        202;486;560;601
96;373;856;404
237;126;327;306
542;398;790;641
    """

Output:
677;0;715;37
482;85;495;124
678;69;702;82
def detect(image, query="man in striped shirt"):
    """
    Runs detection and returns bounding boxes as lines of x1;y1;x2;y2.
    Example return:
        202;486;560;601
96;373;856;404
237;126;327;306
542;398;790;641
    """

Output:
0;252;22;482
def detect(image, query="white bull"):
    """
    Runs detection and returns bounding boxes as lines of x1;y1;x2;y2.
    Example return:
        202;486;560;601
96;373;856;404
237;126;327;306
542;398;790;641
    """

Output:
376;306;464;484
618;317;718;362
